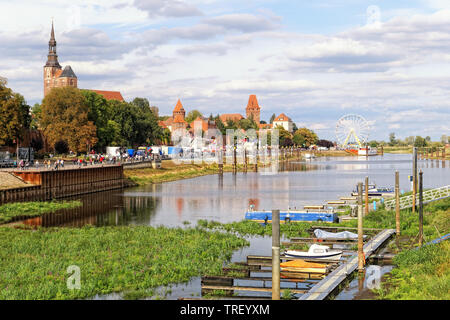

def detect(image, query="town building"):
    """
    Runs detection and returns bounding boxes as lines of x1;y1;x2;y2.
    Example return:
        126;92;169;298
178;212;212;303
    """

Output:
272;113;294;132
43;22;123;101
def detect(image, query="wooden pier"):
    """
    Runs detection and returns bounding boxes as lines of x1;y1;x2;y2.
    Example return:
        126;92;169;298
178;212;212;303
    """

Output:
299;229;396;300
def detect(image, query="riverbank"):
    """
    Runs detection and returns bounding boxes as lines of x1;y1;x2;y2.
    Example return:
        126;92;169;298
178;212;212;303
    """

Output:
0;200;82;224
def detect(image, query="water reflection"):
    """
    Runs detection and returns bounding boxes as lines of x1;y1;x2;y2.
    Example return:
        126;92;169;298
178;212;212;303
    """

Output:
19;154;450;228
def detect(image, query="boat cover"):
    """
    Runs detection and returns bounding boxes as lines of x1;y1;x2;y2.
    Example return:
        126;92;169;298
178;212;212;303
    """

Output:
314;229;367;240
280;260;326;269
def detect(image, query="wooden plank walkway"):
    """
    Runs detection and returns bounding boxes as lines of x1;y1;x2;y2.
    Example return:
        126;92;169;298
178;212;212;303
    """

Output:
299;229;396;300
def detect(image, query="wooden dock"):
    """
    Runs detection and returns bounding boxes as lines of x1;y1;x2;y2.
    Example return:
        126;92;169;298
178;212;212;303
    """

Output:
299;229;396;300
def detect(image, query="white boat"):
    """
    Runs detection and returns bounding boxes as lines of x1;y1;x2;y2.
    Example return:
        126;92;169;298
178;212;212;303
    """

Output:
357;147;378;156
284;244;343;261
304;153;315;159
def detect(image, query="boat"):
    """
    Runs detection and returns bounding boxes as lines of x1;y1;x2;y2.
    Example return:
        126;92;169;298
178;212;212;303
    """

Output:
351;183;394;197
303;153;315;159
245;207;338;223
280;259;328;274
284;244;343;261
345;146;378;156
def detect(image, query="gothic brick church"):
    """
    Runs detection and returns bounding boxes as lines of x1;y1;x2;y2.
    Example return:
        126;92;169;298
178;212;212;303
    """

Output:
43;22;124;101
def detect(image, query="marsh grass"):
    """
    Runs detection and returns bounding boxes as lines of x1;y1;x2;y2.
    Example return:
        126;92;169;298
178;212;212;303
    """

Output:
0;200;82;224
0;225;248;299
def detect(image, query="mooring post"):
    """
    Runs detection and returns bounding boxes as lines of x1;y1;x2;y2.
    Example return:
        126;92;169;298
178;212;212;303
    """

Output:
418;170;424;247
365;176;369;215
357;182;364;272
218;149;224;175
272;209;280;300
395;171;400;236
233;145;237;174
412;147;417;213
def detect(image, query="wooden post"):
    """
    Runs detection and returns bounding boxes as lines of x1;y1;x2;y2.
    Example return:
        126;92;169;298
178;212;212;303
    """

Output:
381;145;384;155
272;209;280;300
412;147;417;213
233;145;237;173
442;147;445;159
418;170;424;247
357;182;364;272
218;149;223;175
395;171;400;236
365;176;369;215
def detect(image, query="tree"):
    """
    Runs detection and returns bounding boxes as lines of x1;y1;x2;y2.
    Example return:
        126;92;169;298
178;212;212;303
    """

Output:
81;90;113;151
293;133;306;147
30;103;42;130
269;113;276;124
389;132;397;146
185;110;203;123
294;127;318;147
40;87;97;153
275;125;294;147
238;118;258;131
317;139;334;148
414;136;427;148
214;115;226;136
0;78;31;146
54;140;69;154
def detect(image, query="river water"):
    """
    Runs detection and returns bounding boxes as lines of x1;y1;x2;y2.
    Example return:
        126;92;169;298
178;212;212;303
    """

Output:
25;154;450;299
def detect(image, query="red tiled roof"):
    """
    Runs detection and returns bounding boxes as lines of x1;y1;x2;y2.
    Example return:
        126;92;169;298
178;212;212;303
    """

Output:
273;113;291;122
173;99;185;112
258;123;272;129
90;90;124;101
220;113;244;123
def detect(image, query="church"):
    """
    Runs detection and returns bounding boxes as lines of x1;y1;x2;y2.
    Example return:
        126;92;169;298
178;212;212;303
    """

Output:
43;22;124;101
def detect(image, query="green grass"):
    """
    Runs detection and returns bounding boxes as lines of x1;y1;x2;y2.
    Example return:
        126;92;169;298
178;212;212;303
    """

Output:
375;241;450;300
0;225;249;299
0;200;82;224
197;219;320;238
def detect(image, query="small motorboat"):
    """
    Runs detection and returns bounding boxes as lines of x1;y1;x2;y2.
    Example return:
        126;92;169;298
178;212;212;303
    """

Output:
351;183;394;197
284;244;343;261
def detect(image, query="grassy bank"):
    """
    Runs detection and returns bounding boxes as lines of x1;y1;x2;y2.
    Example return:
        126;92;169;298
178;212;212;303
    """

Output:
0;225;248;299
0;200;82;224
375;241;450;300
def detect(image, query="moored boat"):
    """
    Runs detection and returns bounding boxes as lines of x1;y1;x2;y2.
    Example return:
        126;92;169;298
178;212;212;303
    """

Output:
245;207;338;223
350;183;394;197
284;244;343;261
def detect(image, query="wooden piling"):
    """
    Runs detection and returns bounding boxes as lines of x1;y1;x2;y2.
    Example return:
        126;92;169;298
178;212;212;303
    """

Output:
365;176;369;215
272;209;280;300
357;182;364;272
418;170;424;247
412;147;417;213
395;171;400;236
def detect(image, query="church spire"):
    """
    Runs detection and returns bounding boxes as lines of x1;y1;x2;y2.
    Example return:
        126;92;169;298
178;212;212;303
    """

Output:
45;20;61;68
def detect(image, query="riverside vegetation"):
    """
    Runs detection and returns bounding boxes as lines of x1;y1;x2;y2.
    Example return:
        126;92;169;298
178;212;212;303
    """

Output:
0;200;82;224
0;225;248;299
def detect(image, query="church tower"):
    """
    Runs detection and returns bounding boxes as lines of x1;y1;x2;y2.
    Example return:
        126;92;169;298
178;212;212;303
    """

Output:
246;94;261;124
43;22;77;97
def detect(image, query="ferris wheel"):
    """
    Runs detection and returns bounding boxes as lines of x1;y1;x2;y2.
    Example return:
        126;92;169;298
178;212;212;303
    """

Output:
335;114;370;148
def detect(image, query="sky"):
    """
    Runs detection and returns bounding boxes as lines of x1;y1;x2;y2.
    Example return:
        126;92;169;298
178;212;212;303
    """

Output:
1;0;449;142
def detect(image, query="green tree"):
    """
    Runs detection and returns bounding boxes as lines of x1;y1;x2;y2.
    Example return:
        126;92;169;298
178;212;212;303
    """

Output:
0;78;31;146
185;110;203;123
389;132;397;146
293;133;306;147
40;87;97;153
294;127;318;147
414;136;427;148
269;113;276;124
30;103;41;130
238;118;258;131
275;125;294;147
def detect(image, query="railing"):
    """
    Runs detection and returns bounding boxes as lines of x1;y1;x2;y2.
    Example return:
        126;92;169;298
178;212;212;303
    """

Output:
385;185;450;210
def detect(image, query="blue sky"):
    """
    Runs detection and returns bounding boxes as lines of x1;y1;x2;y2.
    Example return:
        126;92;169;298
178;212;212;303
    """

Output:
0;0;449;142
